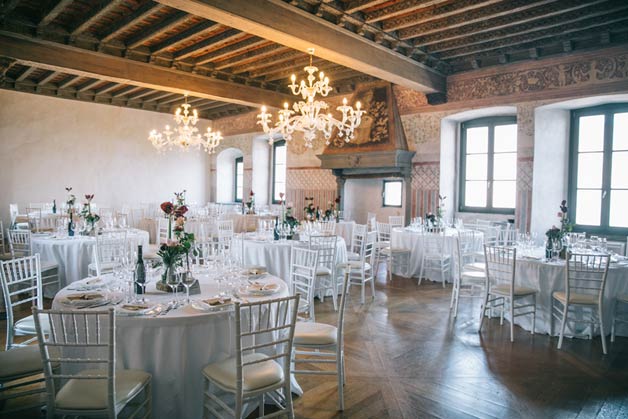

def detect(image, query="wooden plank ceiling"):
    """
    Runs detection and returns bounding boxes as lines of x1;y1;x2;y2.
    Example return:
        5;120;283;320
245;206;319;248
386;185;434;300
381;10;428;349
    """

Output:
0;0;627;120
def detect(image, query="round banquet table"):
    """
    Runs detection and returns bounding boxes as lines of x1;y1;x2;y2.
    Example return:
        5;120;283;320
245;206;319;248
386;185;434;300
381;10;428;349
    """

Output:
334;220;355;248
390;227;484;282
503;253;628;338
31;229;149;295
52;273;291;419
232;235;348;286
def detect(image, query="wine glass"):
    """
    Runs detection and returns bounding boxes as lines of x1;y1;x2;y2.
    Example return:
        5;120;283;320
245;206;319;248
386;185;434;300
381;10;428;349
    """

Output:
551;238;562;262
168;266;182;307
180;270;196;305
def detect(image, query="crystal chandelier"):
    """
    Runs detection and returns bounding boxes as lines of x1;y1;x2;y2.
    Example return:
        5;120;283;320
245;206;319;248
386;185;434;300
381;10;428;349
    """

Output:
257;48;365;148
148;94;222;154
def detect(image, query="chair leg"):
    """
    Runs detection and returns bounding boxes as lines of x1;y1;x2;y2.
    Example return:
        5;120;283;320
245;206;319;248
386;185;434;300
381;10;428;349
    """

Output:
388;254;392;282
449;281;456;309
440;262;446;288
479;291;489;332
418;256;424;286
500;300;505;326
531;295;536;335
558;303;568;350
611;313;616;343
370;272;375;299
360;276;365;305
337;352;344;411
598;306;607;355
258;394;264;417
509;298;514;343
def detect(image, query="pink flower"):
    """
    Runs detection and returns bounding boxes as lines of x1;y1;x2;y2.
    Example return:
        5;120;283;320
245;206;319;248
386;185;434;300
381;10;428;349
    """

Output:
279;192;285;199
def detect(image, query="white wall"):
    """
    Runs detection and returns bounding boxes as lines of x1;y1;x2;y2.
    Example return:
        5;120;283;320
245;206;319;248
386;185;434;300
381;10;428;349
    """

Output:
344;178;405;224
215;148;243;203
0;90;210;227
251;137;270;206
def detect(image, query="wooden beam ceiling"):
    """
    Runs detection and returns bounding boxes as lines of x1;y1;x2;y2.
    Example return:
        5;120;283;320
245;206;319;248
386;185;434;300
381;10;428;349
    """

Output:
70;0;125;37
38;0;73;28
364;0;451;24
0;31;294;108
155;0;445;92
125;10;189;49
99;2;164;43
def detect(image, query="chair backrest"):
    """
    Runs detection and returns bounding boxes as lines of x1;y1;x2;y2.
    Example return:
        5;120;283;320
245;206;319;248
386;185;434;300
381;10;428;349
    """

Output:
350;224;367;255
115;212;129;228
290;246;318;321
376;222;391;243
361;231;377;267
388;216;404;228
606;240;626;257
318;220;336;234
423;234;444;256
484;245;516;294
498;227;517;247
9;203;19;222
94;232;127;276
33;308;116;417
0;220;5;255
367;212;377;231
217;219;234;252
565;253;610;305
26;207;42;232
8;229;31;258
425;225;445;234
309;234;337;274
157;217;171;243
457;229;478;261
451;236;463;284
1;255;43;350
234;295;299;402
38;214;58;231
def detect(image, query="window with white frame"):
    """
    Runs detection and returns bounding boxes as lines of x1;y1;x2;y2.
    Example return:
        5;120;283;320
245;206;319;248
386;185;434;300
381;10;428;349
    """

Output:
272;140;286;203
459;116;517;214
569;104;628;234
383;180;403;207
234;156;243;202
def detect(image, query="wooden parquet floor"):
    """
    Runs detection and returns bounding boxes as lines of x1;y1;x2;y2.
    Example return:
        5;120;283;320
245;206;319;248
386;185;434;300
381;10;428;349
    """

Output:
3;269;628;418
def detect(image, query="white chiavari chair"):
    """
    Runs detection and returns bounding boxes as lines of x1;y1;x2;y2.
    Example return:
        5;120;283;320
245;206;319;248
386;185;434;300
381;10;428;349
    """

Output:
367;212;377;232
0;344;47;416
498;226;517;246
458;229;485;272
611;294;628;343
347;223;367;261
33;308;152;418
479;245;537;342
418;234;450;287
38;214;58;232
293;272;350;411
0;220;12;260
291;246;319;322
388;215;404;228
88;232;127;277
157;216;171;244
552;253;610;354
0;255;49;350
606;240;626;256
202;295;299;419
114;211;129;229
7;229;59;291
450;236;485;318
309;234;338;310
337;231;376;304
318;220;336;235
217;219;234;254
376;222;410;282
25;207;42;232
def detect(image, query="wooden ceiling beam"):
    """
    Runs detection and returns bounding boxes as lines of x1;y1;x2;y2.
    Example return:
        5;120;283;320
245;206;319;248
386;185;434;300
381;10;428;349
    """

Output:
70;0;125;37
77;78;103;92
143;91;177;102
150;20;220;55
229;50;302;75
0;31;294;107
364;0;450;24
0;0;21;19
439;14;628;59
15;65;36;81
156;0;444;92
38;0;74;28
248;56;324;79
344;0;389;14
158;94;189;105
127;88;158;100
37;70;59;85
94;82;120;95
111;85;143;97
58;74;81;88
194;37;268;66
399;0;557;40
125;10;189;49
213;44;289;71
173;28;244;60
100;2;165;43
412;0;607;47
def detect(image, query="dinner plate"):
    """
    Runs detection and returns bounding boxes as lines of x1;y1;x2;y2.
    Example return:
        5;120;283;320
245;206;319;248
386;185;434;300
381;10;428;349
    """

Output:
59;292;109;308
242;266;267;279
117;303;164;316
238;282;280;296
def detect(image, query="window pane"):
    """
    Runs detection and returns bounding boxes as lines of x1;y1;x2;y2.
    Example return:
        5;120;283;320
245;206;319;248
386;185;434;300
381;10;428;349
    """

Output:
384;181;402;206
494;124;517;152
274;144;286;164
465;154;488;180
611;151;628;188
577;152;604;188
613;112;628;151
493;153;517;180
466;127;488;153
464;181;487;207
492;181;516;208
236;164;243;175
575;189;602;226
610;190;628;228
274;164;286;183
578;115;605;152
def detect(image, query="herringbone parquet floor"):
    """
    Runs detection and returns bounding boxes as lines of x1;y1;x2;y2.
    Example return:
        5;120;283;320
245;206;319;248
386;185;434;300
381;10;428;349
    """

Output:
3;269;628;418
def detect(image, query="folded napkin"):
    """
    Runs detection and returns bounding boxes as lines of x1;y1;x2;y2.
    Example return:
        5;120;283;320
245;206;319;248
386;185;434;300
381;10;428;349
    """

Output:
120;304;150;311
66;293;104;302
247;282;279;292
204;297;232;306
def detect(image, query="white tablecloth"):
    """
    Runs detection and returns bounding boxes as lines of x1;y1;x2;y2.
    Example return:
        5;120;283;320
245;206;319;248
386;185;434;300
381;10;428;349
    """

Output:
507;258;628;338
233;236;348;286
335;221;355;247
391;227;484;282
31;229;149;294
52;274;290;419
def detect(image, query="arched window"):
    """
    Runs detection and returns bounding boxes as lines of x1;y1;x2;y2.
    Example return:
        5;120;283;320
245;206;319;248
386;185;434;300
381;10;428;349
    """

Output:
272;140;286;203
234;156;243;202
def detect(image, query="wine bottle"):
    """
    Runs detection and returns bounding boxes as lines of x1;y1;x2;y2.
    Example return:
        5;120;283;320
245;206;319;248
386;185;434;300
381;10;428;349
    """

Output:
273;216;280;241
52;199;56;214
134;245;146;294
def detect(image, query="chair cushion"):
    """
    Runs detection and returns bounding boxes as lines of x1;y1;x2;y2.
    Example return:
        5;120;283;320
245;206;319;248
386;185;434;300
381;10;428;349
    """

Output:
553;291;598;305
294;322;337;346
460;270;486;281
0;252;13;261
491;284;536;297
316;267;332;276
463;262;485;271
380;247;411;255
202;353;283;392
337;261;371;271
15;314;50;336
55;369;151;411
0;345;44;380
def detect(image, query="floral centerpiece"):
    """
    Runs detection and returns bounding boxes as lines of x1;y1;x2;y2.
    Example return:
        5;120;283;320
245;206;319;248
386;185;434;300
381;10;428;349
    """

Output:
65;187;76;236
304;197;318;221
323;196;341;222
246;191;255;214
545;200;573;259
425;212;437;227
156;192;195;291
278;193;298;239
79;194;100;235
